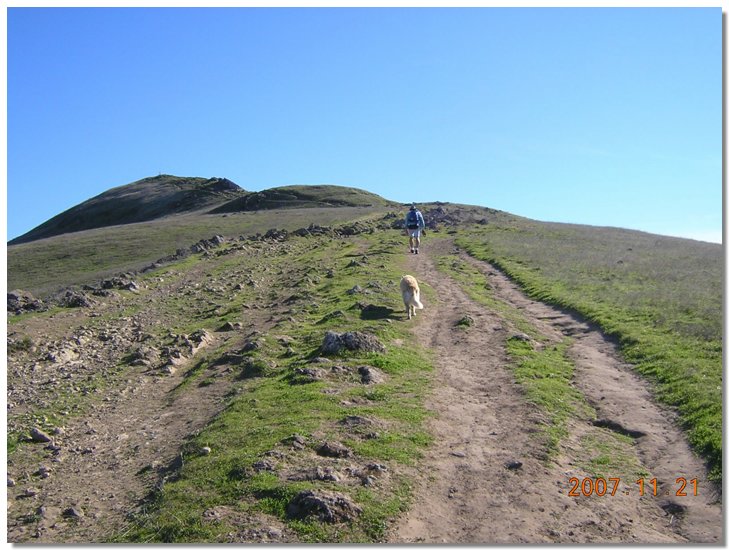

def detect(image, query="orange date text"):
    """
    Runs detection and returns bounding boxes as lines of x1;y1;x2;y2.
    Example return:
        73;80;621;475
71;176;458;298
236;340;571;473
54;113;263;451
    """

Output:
568;477;698;497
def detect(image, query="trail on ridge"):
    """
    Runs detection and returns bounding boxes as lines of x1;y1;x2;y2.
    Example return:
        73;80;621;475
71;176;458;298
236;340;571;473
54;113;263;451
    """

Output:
388;237;721;543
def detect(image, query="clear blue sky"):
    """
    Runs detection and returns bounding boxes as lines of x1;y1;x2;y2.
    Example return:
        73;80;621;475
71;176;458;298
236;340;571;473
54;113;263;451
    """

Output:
7;7;722;243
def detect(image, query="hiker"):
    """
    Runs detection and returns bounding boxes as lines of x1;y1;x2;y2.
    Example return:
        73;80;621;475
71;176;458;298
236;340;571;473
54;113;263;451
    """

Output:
405;204;426;254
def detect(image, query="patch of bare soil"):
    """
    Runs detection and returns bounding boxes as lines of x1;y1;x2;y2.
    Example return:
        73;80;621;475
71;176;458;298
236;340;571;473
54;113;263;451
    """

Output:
388;238;722;543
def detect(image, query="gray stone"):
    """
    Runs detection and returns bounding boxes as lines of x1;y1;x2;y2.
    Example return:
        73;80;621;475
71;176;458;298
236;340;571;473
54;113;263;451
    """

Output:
287;490;362;523
62;507;84;519
29;428;52;443
317;441;352;458
321;331;385;355
358;366;385;385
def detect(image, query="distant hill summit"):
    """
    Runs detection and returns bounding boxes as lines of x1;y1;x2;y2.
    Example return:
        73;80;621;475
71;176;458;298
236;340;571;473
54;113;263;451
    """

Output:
9;175;246;245
209;184;394;214
9;177;394;245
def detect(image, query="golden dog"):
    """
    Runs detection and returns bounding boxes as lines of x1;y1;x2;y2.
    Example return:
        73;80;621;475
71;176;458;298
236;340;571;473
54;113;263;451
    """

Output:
400;275;424;320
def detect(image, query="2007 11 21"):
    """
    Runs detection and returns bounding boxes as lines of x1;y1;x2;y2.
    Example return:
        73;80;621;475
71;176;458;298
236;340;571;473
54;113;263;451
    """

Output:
568;477;698;497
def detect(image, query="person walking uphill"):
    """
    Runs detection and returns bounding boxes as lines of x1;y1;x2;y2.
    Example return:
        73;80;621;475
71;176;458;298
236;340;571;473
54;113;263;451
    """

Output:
405;204;426;254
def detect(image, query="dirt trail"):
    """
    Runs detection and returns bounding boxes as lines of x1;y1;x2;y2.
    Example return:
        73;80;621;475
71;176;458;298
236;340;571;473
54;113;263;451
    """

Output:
388;238;721;543
6;254;282;543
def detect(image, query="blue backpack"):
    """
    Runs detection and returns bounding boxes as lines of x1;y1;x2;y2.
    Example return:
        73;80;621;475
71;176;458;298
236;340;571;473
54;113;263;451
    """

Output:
406;210;419;229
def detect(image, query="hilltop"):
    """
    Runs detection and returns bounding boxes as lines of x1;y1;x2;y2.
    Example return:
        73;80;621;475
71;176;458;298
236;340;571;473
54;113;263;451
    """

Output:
9;176;396;245
6;189;722;543
209;184;394;213
9;175;245;245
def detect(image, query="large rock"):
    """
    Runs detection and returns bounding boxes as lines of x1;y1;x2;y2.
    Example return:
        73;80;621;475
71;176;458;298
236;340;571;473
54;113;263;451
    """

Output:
358;366;385;385
321;331;385;355
286;490;362;523
59;290;94;308
29;427;53;443
316;441;352;458
8;290;44;314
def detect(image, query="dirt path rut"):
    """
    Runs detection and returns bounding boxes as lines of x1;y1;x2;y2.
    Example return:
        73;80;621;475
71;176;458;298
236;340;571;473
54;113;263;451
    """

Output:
389;238;721;543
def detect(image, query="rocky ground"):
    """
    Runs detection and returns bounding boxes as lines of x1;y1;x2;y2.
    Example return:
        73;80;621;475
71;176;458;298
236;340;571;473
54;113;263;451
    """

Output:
6;226;723;543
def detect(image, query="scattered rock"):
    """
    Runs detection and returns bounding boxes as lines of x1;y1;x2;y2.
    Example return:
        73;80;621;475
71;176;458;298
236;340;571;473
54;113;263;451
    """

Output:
362;475;377;487
339;415;374;428
287;490;362;523
317;441;352;458
128;346;160;367
358;365;385;385
252;460;275;472
241;340;261;353
507;333;533;344
191;235;226;253
62;507;84;519
366;463;388;476
218;321;242;332
46;346;81;364
7;290;45;314
289;466;340;483
321;331;385;355
505;460;523;470
284;434;308;451
101;276;140;292
293;367;326;383
58;290;94;309
200;446;212;456
29;428;52;443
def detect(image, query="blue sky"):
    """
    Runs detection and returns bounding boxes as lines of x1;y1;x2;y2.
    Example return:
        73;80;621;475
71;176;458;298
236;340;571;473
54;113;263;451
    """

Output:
7;7;722;243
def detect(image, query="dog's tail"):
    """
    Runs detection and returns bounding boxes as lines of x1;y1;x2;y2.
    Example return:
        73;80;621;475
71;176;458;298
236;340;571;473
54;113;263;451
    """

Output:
413;293;424;310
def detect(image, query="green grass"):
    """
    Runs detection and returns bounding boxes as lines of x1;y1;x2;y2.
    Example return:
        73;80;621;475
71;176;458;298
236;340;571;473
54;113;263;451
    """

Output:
111;229;434;543
7;206;394;296
455;223;722;481
506;337;591;456
575;431;649;481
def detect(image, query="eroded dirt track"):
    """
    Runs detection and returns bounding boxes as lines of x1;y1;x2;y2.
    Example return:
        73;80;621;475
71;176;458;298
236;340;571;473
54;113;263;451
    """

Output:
388;238;721;543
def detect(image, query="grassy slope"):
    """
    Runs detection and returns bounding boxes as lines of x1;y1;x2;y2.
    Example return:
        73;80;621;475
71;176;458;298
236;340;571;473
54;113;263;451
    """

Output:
113;229;434;543
9;175;246;244
8;206;392;296
453;220;722;480
7;202;723;541
210;184;394;213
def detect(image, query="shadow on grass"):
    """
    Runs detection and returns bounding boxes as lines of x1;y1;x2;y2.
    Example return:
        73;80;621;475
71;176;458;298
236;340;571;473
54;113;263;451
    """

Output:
359;305;397;321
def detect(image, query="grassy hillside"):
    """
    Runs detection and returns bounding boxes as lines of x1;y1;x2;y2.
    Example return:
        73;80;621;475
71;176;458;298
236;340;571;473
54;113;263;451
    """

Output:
453;219;723;480
112;230;433;542
7;206;393;296
210;185;395;214
6;203;723;542
9;175;246;244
